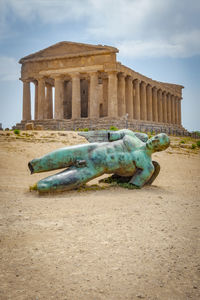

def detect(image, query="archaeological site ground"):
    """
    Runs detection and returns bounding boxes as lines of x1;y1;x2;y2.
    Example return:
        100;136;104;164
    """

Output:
0;130;199;300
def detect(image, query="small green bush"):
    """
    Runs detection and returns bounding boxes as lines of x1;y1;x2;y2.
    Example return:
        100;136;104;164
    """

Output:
180;140;185;144
191;144;197;149
109;126;118;131
14;129;20;135
78;128;89;132
196;140;200;147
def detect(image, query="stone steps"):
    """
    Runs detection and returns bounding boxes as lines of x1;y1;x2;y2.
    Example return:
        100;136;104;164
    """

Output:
13;118;190;136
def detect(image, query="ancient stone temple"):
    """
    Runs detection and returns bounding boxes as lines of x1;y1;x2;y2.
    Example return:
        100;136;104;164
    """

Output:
16;41;185;133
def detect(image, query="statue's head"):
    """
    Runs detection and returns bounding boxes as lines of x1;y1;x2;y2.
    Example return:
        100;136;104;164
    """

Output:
146;133;170;152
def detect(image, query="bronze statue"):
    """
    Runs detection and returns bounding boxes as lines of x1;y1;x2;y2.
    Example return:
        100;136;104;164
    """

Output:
28;129;170;192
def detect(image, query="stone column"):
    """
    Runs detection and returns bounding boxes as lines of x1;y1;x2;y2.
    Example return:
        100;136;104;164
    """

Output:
102;78;108;117
178;98;182;125
22;80;31;121
71;72;81;119
118;73;126;117
33;81;38;120
170;95;175;124
133;79;140;120
125;76;133;119
158;89;163;123
54;76;64;119
64;80;72;119
140;81;147;120
38;77;45;120
152;87;158;122
45;83;53;119
174;96;178;125
146;84;152;122
107;71;118;117
167;93;171;124
162;91;167;123
89;71;99;118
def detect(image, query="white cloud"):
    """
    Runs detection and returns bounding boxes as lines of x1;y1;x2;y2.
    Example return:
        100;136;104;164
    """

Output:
0;56;20;81
0;0;200;58
117;29;200;59
0;0;91;23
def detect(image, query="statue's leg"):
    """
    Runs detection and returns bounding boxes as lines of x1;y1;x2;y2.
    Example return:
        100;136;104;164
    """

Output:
28;143;98;174
106;161;160;186
145;161;160;185
36;166;101;192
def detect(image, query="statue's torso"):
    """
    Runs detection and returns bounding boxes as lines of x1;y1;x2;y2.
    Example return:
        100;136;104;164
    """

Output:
89;136;151;176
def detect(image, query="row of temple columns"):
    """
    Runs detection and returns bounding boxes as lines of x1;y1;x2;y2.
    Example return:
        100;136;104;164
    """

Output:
22;71;182;126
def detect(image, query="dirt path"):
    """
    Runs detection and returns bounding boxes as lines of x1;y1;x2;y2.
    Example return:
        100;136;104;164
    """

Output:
0;131;199;300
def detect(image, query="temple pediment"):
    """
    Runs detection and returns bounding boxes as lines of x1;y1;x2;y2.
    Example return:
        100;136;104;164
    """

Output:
19;41;118;63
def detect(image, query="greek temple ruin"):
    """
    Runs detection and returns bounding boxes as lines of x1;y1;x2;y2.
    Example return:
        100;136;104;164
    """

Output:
16;41;185;133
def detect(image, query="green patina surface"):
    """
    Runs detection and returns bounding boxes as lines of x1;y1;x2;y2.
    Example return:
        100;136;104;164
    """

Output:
28;129;170;192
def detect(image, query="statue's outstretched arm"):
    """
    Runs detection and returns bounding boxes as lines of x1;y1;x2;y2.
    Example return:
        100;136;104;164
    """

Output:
79;129;148;143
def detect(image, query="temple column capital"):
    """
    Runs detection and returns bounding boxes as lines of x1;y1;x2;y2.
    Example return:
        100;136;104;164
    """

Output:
69;72;80;79
52;74;65;82
141;81;147;87
118;72;126;78
21;78;31;83
88;70;99;79
133;78;141;84
107;70;118;75
152;86;158;92
36;75;46;81
126;75;133;82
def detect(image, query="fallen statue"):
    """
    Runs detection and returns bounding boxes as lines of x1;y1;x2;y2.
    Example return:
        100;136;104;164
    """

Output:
28;129;170;192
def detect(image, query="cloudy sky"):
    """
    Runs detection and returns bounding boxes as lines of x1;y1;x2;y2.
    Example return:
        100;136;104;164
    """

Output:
0;0;199;131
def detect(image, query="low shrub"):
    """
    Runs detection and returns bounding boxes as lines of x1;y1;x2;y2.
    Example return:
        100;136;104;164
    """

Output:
196;140;200;147
180;140;185;144
14;129;20;135
109;126;118;131
191;144;197;149
78;128;89;132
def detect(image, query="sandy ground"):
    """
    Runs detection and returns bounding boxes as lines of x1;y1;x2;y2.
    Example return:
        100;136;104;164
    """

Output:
0;131;200;300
